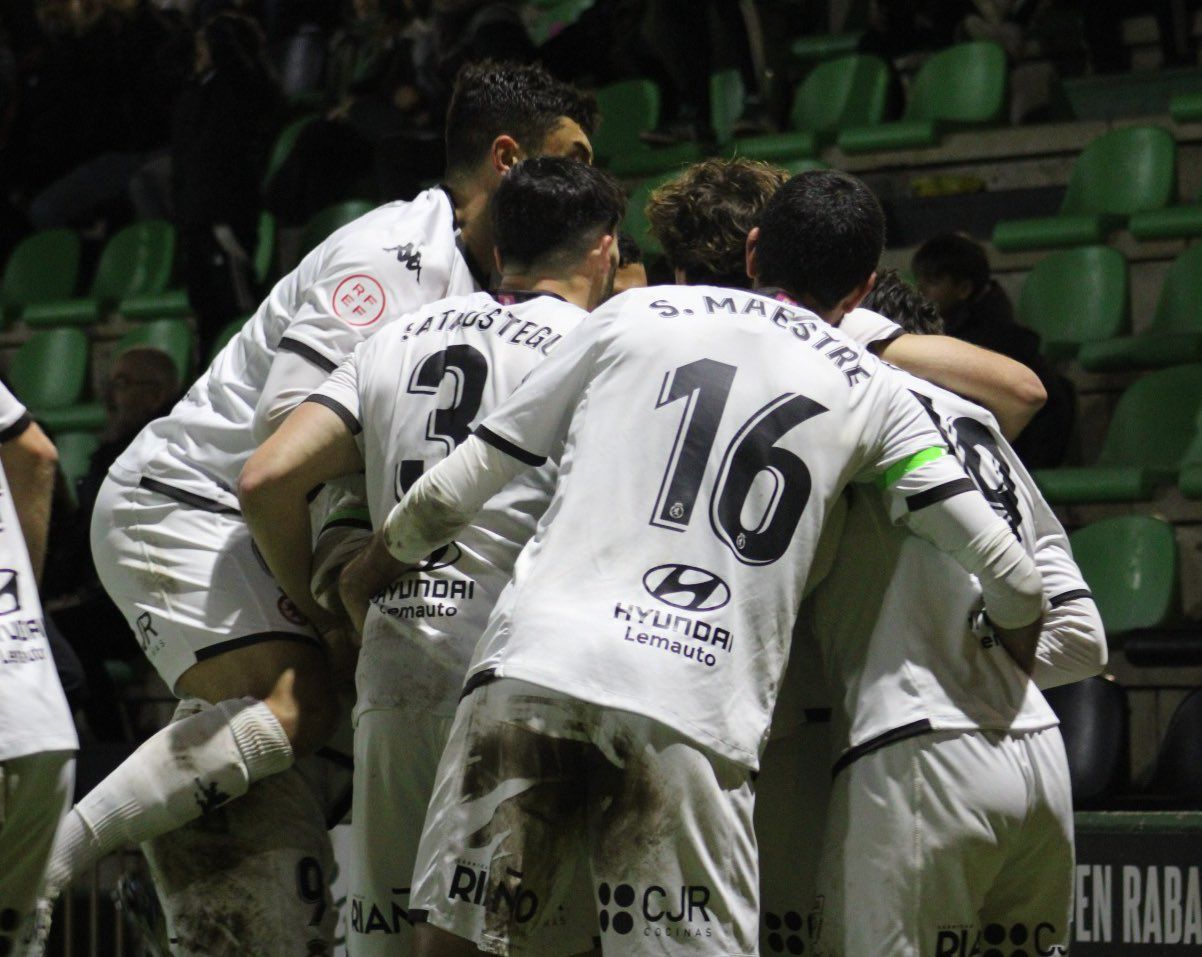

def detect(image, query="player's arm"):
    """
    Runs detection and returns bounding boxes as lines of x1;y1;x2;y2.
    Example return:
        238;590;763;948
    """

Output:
876;334;1046;441
340;435;528;631
252;347;340;444
0;413;57;583
1027;497;1107;687
239;395;365;631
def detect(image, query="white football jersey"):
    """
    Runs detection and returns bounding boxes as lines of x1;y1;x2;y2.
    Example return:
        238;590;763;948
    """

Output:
111;188;479;508
311;291;587;720
0;385;77;761
810;375;1094;770
464;285;987;769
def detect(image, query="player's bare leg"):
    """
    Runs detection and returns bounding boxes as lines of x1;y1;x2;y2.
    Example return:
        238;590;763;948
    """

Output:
43;639;338;894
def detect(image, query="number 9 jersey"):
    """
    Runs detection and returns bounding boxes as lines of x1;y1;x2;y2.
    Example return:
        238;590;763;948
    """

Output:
465;285;1015;770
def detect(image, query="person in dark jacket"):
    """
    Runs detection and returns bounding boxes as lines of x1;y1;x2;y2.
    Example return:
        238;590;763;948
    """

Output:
913;232;1075;469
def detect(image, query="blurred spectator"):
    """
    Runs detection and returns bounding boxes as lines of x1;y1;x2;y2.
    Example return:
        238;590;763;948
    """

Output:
1082;0;1198;73
43;347;180;740
613;231;647;295
912;233;1074;469
24;0;187;229
172;9;282;356
861;268;945;336
859;0;973;60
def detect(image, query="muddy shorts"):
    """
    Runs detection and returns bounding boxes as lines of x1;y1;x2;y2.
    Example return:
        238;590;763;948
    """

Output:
409;676;759;957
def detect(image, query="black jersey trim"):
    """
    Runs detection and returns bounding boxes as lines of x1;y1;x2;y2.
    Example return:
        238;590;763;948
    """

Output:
460;667;498;701
0;413;33;444
1050;588;1093;608
325;783;354;829
867;326;906;353
409;909;430;925
304;393;362;436
831;718;934;778
193;630;324;662
905;477;976;512
139;477;241;515
279;337;338;374
494;288;567;304
473;426;546;467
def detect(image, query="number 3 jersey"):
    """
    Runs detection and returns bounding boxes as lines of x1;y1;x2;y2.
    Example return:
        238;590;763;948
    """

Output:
463;285;1011;770
0;384;77;762
309;291;588;721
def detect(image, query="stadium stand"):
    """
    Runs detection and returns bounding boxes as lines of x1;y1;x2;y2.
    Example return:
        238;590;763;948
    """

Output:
1129;179;1202;238
1071;516;1180;637
0;230;82;326
1078;243;1202;370
54;431;101;506
1015;244;1130;362
6;328;102;433
1035;363;1202;503
22;221;177;329
992;125;1178;250
1044;677;1131;810
836;41;1009;154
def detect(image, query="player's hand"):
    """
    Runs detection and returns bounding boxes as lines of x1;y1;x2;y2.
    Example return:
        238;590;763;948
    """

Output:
993;615;1042;675
338;531;412;636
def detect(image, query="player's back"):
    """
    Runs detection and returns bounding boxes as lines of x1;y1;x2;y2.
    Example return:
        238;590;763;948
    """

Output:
322;290;588;720
470;285;950;768
812;375;1058;765
110;189;474;508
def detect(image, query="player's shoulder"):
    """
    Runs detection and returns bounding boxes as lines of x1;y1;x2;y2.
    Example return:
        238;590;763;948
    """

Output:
503;292;588;330
838;307;903;349
900;369;1002;434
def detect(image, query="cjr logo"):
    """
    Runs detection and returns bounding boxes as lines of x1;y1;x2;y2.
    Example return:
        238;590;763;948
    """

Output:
764;910;807;954
642;564;730;612
597;882;713;937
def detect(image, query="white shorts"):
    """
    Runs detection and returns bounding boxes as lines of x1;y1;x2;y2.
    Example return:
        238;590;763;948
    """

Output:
346;706;456;956
410;676;759;957
811;727;1074;957
0;750;75;951
755;721;832;956
92;474;321;692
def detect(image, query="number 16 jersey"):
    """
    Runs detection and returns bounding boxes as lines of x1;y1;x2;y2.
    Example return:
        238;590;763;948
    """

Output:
467;285;990;770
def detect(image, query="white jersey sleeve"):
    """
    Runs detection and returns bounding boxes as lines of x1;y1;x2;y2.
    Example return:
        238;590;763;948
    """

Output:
838;307;904;350
0;383;31;439
307;349;366;447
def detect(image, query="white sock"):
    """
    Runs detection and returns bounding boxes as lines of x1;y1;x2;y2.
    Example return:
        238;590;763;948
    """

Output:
43;698;292;894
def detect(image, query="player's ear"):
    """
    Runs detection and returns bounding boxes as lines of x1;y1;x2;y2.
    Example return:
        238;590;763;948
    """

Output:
745;226;761;283
490;135;522;175
838;270;877;316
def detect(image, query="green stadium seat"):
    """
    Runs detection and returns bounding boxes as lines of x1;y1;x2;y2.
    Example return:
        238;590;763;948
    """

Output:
263;114;318;192
23;221;177;328
1170;91;1202;124
1015;245;1129;362
295;200;376;270
1034;363;1202;503
1069;516;1178;636
1179;415;1202;498
591;79;703;178
837;42;1007;154
993;126;1177;251
735;54;890;162
1129;183;1202;241
7;328;103;432
784;158;830;175
1078;245;1202;372
1;230;81;324
116;318;195;382
622;171;681;256
709;69;745;146
790;32;862;64
55;430;100;504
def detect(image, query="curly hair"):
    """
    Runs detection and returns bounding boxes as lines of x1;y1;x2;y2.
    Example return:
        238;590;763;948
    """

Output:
646;158;789;288
860;269;945;335
444;61;598;177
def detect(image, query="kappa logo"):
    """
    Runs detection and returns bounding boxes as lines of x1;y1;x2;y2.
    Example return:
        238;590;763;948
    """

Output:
0;569;20;615
642;564;730;612
383;242;423;281
193;777;231;814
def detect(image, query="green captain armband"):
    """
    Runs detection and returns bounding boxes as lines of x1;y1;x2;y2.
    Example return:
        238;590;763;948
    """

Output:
877;446;947;489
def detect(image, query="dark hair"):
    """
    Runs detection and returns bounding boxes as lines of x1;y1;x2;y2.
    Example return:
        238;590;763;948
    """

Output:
860;270;944;335
203;11;268;75
756;170;885;310
617;232;642;267
911;233;990;291
647;158;788;289
492;157;626;272
444;61;598;177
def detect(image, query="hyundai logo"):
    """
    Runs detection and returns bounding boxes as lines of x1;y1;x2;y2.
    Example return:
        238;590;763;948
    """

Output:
642;564;730;611
416;542;462;571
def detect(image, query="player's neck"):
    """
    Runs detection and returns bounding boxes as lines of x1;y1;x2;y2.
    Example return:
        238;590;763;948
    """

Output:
446;175;496;284
498;274;590;310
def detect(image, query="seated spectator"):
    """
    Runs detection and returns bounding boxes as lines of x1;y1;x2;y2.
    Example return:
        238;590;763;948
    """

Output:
912;232;1075;468
43;346;181;740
